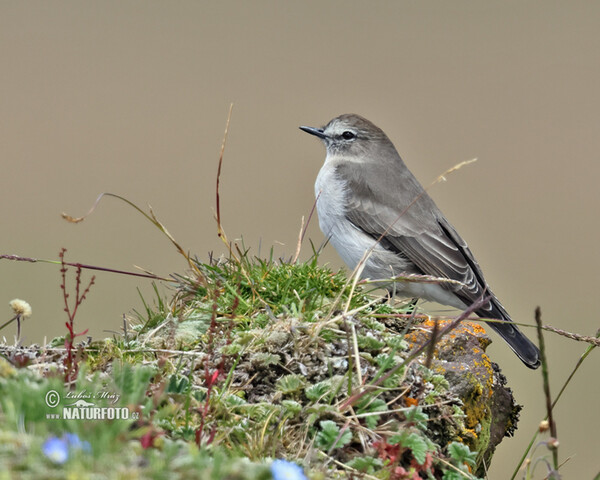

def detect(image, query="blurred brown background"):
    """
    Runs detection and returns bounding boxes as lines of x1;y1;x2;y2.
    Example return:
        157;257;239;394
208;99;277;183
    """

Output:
1;1;598;477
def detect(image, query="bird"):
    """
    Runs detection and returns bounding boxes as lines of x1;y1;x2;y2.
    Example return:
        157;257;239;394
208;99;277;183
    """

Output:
300;114;540;369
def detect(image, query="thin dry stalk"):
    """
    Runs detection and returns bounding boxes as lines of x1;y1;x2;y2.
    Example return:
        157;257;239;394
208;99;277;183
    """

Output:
0;315;20;334
62;193;203;281
365;273;466;288
215;103;234;251
291;216;305;264
292;191;321;264
424;317;439;369
313;297;382;335
535;307;559;472
1;254;169;281
541;325;600;346
315;450;381;480
511;328;598;480
349;322;362;386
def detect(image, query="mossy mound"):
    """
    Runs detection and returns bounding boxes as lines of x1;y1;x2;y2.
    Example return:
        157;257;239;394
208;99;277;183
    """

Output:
0;256;522;478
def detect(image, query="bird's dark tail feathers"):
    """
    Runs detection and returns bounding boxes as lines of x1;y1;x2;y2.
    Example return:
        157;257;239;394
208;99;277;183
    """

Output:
484;314;541;369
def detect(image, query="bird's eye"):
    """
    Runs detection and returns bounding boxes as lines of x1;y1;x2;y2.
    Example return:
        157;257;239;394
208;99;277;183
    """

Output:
341;131;356;140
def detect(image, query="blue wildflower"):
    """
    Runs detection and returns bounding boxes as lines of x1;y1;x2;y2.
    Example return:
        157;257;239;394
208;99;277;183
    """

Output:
270;459;308;480
42;436;69;464
63;433;91;452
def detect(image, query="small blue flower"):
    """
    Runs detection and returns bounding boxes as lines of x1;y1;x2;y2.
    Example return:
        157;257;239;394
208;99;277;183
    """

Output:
42;436;69;464
63;433;91;452
64;433;81;447
270;459;307;480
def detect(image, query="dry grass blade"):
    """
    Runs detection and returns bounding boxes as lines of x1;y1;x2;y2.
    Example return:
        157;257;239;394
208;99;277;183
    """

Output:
541;325;600;346
424;317;439;369
534;307;559;472
292;191;321;264
1;253;170;281
364;273;467;288
432;158;478;184
315;450;381;480
349;322;362;386
312;296;382;335
291;215;305;264
62;192;203;280
511;327;598;480
215;103;234;251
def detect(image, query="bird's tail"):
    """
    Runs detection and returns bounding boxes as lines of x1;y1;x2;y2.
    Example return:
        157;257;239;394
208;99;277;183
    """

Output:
485;314;541;369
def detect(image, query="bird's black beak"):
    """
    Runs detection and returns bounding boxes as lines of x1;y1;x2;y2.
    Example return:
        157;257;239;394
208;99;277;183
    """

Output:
299;125;327;139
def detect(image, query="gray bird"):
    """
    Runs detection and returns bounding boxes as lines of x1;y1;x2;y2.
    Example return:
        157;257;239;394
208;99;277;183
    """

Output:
300;114;540;369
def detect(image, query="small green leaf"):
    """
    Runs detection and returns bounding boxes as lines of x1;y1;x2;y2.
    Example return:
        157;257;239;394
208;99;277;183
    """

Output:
305;403;339;426
389;431;429;466
442;471;465;480
218;342;243;355
405;406;429;430
275;374;305;394
315;420;352;450
356;335;385;352
346;456;383;473
386;336;408;351
166;374;190;394
356;396;388;429
447;441;477;467
281;399;302;416
305;381;331;402
361;318;385;332
251;352;281;367
375;352;397;369
224;393;246;407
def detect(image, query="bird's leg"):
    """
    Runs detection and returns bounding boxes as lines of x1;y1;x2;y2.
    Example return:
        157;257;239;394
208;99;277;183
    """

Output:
377;290;394;305
404;298;419;315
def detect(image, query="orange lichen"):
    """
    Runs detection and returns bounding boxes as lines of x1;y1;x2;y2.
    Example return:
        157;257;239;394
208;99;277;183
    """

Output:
403;320;489;355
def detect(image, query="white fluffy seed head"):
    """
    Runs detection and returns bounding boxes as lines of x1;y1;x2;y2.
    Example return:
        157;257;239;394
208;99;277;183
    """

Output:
9;299;32;318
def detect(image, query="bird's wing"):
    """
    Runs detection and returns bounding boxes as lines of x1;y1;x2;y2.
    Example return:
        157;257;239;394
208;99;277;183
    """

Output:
335;162;539;367
339;162;503;316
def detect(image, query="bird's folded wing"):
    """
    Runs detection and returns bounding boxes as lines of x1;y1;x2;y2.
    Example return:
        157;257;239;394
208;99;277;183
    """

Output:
342;166;501;315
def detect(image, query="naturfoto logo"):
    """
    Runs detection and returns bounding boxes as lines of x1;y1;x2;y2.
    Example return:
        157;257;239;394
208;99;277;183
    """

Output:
45;390;138;421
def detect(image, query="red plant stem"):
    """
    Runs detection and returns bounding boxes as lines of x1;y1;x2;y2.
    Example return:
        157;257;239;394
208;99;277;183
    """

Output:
59;249;93;383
